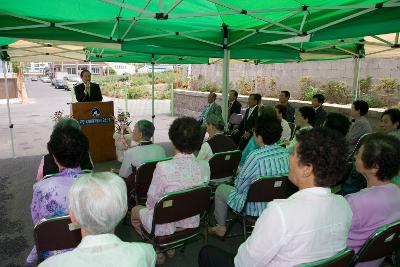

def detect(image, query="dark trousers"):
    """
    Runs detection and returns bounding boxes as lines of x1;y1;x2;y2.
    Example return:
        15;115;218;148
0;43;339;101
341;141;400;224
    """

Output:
198;245;235;267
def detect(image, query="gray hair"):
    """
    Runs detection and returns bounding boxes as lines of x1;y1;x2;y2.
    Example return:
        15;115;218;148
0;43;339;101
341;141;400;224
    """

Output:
206;113;225;131
54;117;81;130
69;172;127;235
135;120;155;141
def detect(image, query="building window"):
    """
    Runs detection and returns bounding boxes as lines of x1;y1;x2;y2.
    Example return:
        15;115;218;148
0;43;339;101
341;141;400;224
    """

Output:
91;67;100;74
67;68;76;75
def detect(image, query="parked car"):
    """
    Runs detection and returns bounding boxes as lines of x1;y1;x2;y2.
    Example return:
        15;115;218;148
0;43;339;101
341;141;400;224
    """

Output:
51;78;57;86
65;75;82;91
41;76;51;83
54;79;68;89
31;76;38;81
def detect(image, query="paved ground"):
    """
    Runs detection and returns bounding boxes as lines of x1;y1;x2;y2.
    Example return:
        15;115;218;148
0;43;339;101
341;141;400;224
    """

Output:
0;78;175;159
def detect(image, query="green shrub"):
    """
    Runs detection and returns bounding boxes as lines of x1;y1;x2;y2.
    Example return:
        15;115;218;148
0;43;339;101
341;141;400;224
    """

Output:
373;78;399;95
321;81;351;104
301;86;322;101
359;76;372;95
362;95;386;108
236;77;254;95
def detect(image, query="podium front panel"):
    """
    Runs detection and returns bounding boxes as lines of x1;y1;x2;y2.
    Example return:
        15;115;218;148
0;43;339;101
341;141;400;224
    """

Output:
71;101;116;163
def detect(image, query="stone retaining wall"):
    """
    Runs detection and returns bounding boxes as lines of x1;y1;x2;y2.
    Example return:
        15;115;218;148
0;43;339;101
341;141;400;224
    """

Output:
174;89;384;131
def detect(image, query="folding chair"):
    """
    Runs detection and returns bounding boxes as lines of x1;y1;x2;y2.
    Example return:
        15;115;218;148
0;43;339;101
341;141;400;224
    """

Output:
352;220;400;266
208;150;241;186
140;185;212;252
347;133;370;161
297;248;355;267
227;175;295;240
34;215;81;263
130;157;172;206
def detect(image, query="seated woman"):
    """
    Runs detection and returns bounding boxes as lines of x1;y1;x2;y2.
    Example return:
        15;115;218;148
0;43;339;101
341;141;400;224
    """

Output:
275;104;292;142
208;115;289;237
27;126;89;264
285;106;315;149
197;113;237;161
199;128;352;267
346;133;400;266
39;172;156;267
239;105;278;166
380;108;400;140
131;117;210;263
36;117;92;181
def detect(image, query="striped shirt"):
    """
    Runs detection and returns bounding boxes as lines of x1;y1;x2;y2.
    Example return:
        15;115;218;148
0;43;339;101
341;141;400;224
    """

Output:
227;144;289;216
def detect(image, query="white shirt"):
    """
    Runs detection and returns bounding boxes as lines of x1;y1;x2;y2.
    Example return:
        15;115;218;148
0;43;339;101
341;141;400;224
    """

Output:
280;119;291;142
235;187;352;267
39;234;156;267
119;143;166;178
197;142;213;161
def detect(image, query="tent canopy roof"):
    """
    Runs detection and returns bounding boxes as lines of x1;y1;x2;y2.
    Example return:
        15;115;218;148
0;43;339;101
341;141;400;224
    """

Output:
1;0;400;60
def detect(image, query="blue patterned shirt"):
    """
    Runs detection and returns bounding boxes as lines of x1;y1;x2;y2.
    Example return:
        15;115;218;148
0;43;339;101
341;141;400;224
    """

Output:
227;144;289;216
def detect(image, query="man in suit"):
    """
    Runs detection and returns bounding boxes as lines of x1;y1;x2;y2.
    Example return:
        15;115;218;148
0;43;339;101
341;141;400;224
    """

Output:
232;93;260;150
198;92;222;127
74;69;103;102
312;94;327;128
278;91;295;123
228;90;242;130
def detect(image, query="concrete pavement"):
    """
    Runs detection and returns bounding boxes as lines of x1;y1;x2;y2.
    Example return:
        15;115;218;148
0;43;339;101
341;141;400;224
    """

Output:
0;78;175;159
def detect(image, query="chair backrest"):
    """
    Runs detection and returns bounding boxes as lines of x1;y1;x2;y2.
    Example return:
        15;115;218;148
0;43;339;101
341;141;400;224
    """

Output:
298;248;355;267
288;122;297;140
355;220;400;263
229;113;243;125
209;150;241;180
34;215;81;260
246;176;294;203
151;185;212;235
134;157;172;204
347;133;370;160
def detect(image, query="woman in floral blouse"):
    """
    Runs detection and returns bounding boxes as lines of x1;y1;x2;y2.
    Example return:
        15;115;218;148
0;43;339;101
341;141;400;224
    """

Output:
131;117;210;264
27;126;89;264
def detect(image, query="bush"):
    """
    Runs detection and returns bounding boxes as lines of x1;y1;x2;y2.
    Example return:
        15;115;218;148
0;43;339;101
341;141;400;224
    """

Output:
373;78;399;95
362;95;386;108
301;86;322;101
322;81;351;104
359;76;372;95
236;77;254;95
268;78;279;98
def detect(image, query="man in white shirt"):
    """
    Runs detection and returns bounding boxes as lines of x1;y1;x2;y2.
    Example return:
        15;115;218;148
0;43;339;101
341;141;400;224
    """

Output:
119;120;166;178
199;128;352;267
39;172;156;267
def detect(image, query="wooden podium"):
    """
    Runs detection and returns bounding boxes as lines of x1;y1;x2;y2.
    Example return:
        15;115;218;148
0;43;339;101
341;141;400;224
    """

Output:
71;101;116;163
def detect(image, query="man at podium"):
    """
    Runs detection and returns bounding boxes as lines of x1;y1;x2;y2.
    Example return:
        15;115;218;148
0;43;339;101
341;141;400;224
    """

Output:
74;69;103;102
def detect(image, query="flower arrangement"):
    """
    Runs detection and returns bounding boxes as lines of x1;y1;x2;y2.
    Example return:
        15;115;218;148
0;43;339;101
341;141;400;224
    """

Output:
115;110;131;134
51;110;71;122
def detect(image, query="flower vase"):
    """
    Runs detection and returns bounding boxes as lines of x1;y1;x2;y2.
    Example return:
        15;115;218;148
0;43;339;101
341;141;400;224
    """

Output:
113;132;132;162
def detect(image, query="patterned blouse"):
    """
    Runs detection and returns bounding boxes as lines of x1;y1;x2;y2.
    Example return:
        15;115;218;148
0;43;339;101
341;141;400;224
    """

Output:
228;144;289;217
139;153;210;236
27;167;82;264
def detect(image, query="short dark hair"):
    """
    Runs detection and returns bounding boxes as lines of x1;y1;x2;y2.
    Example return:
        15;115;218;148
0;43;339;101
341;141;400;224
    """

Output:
206;113;225;131
360;133;400;181
299;106;316;126
135;120;155;141
230;90;238;98
275;104;287;117
47;126;89;168
312;94;325;104
296;128;348;187
251;93;262;104
169;117;202;153
80;69;91;78
324;112;350;136
353;100;369;116
281;91;290;98
381;108;400;129
254;116;282;145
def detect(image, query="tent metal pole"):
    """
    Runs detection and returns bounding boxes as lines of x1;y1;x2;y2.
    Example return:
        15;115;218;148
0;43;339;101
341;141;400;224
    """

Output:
151;54;155;125
222;26;230;129
352;57;361;101
2;61;16;158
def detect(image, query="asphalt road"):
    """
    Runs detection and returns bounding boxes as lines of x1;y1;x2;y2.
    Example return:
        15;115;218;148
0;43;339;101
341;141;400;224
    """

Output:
0;79;173;159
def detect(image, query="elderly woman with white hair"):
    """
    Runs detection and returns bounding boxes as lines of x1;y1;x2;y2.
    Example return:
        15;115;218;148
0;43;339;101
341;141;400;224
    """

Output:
39;172;156;267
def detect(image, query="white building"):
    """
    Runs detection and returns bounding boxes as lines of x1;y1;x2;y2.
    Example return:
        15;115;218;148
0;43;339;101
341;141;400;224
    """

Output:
106;62;136;75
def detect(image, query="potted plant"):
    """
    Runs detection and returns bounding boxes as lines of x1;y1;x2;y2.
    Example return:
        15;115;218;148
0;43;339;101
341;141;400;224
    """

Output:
113;110;132;162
